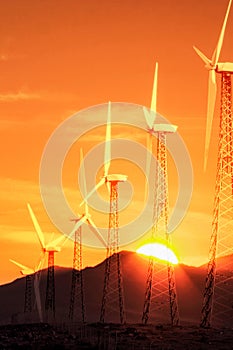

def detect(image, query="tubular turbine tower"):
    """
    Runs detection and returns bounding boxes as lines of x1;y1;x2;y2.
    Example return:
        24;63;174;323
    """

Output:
142;63;179;326
194;0;233;327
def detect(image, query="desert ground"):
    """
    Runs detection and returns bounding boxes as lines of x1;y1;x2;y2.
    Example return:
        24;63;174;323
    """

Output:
0;251;232;349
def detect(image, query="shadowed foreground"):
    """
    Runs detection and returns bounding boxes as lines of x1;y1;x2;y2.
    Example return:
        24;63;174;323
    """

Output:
0;323;233;349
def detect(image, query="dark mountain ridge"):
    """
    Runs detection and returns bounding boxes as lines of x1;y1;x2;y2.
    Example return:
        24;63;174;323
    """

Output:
0;251;232;326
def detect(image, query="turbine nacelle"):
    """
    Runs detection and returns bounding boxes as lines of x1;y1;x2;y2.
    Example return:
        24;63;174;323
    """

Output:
44;246;61;253
194;0;233;170
216;62;233;73
194;46;233;73
9;258;43;322
69;148;108;248
106;174;128;183
153;124;178;134
80;101;128;207
71;213;91;222
27;203;70;254
203;61;233;73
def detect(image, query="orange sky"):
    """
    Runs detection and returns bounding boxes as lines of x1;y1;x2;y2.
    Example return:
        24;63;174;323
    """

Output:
1;0;233;284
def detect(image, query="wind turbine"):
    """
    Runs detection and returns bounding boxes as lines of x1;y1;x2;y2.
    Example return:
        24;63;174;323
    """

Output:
27;203;73;321
142;62;179;326
194;0;233;327
9;259;43;322
81;101;127;324
80;102;127;203
69;148;107;323
143;61;158;186
193;0;233;171
71;148;107;249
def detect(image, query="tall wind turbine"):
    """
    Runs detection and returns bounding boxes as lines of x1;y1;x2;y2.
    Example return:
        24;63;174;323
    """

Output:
194;0;233;327
69;148;107;323
143;62;158;186
193;0;233;171
81;102;127;324
142;62;180;326
27;203;73;321
9;259;43;322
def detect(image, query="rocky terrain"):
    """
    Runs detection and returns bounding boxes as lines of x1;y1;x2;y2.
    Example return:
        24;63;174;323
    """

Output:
0;322;233;349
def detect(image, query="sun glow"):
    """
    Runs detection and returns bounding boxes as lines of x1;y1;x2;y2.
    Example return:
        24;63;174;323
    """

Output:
136;243;179;265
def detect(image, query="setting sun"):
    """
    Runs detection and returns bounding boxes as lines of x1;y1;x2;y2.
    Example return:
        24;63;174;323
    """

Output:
136;243;179;265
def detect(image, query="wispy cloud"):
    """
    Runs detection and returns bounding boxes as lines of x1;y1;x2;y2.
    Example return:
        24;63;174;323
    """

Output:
0;224;67;247
0;225;39;244
81;130;145;143
0;91;41;102
0;178;39;203
0;89;79;103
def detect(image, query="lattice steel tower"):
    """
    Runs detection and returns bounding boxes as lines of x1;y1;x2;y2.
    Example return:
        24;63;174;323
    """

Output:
9;259;34;316
70;147;106;323
194;0;233;327
201;73;233;327
24;275;33;314
69;227;85;323
79;102;127;323
100;179;126;324
27;203;69;323
142;125;179;326
45;252;55;320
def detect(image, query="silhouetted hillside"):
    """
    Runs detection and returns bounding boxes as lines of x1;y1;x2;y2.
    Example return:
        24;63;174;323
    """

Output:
0;251;232;326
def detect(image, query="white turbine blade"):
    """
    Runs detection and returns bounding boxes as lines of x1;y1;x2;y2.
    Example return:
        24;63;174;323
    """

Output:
143;106;155;130
34;251;46;284
204;70;217;171
27;203;45;249
73;216;87;232
35;256;44;272
212;0;232;66
80;178;105;207
34;250;46;272
9;259;33;273
87;217;107;248
10;256;42;319
80;148;89;217
45;232;55;252
106;181;111;195
143;62;158;132
104;101;111;177
34;277;43;322
193;46;211;66
49;233;67;248
49;218;87;248
62;215;88;246
34;251;45;322
34;269;43;322
150;62;158;113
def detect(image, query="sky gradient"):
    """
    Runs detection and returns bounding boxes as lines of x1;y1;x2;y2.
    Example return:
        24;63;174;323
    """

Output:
1;0;233;284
